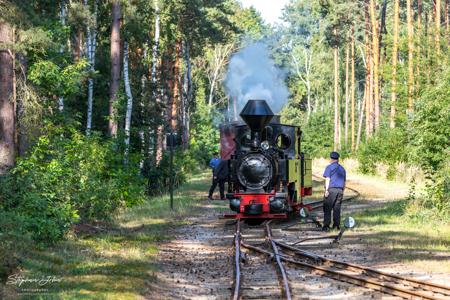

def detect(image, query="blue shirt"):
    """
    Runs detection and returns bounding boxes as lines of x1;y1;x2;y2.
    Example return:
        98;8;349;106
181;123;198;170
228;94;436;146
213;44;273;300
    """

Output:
323;162;346;189
209;158;221;171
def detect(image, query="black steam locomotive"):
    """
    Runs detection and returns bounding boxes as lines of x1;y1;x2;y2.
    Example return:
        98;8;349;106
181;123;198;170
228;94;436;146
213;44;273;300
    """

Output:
221;100;312;219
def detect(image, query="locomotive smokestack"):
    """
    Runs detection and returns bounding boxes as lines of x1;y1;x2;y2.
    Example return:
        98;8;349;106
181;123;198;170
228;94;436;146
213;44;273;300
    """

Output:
240;100;274;132
240;100;274;149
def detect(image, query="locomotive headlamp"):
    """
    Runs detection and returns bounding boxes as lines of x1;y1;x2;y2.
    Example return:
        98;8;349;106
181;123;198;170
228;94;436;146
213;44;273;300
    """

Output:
261;140;270;151
237;153;273;191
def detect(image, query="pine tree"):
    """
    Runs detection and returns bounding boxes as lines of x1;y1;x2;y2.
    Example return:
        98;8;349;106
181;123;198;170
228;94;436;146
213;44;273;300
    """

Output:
0;21;15;171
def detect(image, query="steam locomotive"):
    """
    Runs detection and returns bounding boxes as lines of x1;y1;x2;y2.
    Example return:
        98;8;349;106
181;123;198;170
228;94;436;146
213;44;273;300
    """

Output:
221;100;312;220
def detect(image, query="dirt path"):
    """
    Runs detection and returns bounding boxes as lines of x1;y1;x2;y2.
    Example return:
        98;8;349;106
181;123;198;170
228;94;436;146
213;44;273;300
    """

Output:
148;172;450;299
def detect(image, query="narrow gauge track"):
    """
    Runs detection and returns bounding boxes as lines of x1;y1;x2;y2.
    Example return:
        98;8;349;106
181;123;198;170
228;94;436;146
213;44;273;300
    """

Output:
232;221;291;299
235;221;450;300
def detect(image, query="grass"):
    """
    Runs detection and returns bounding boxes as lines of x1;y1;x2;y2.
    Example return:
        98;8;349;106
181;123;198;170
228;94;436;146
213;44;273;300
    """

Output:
351;199;450;272
2;171;215;300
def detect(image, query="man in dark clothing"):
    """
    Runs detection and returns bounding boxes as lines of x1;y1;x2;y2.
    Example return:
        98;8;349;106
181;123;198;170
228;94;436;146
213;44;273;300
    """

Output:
208;157;229;200
322;151;346;231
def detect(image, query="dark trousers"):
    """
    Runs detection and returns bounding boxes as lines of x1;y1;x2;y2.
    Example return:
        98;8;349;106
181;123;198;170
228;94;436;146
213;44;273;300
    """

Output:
323;187;343;228
208;177;225;199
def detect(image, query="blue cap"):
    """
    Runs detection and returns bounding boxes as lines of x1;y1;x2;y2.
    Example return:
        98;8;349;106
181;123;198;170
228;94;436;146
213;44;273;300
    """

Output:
330;151;340;159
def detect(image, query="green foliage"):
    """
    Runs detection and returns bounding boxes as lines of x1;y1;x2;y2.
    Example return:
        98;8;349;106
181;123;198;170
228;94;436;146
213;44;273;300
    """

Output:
28;59;89;98
281;106;334;158
189;97;220;166
410;67;450;213
301;111;335;157
357;128;409;178
0;124;146;243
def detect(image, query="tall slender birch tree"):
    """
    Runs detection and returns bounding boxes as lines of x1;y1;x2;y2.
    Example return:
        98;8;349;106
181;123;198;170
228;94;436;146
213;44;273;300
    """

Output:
85;0;97;136
58;0;66;112
123;40;133;162
108;0;121;137
152;0;163;165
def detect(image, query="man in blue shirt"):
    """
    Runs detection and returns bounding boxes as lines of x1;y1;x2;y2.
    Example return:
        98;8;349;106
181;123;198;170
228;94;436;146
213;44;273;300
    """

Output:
322;151;346;231
208;153;224;200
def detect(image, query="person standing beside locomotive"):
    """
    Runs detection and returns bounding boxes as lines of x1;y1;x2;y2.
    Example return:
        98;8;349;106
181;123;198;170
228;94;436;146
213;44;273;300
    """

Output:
208;153;229;200
322;151;346;231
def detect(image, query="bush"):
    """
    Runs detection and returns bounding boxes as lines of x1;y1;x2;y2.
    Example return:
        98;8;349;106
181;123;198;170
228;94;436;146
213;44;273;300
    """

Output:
410;67;450;214
146;150;191;195
0;124;146;243
356;128;408;178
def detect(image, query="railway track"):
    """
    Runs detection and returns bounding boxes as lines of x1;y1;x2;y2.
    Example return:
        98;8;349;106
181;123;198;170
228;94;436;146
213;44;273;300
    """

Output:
233;220;291;299
232;220;450;299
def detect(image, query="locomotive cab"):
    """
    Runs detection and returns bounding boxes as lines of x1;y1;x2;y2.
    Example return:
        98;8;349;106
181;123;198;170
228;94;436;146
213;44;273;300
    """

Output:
222;100;312;220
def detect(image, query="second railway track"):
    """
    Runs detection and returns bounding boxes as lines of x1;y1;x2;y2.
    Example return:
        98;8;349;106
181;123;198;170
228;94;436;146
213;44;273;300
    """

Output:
232;218;450;300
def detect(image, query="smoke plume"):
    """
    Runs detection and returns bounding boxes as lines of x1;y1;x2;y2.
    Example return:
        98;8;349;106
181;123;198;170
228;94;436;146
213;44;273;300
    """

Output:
224;43;289;116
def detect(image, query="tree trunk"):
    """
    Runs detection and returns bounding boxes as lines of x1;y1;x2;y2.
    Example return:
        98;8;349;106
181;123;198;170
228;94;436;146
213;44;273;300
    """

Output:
356;94;366;150
123;40;133;162
152;0;163;165
86;0;97;135
344;41;349;147
365;0;372;139
108;0;121;137
333;39;339;151
73;29;83;61
182;40;192;149
416;0;422;94
445;0;449;43
407;0;414;112
171;40;181;131
369;0;380;131
139;49;147;170
436;0;441;55
58;0;66;112
0;22;15;171
350;28;356;151
208;65;219;107
390;0;399;128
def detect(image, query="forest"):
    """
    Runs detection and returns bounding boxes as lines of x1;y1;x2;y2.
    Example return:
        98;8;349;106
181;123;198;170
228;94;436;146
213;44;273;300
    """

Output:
0;0;449;295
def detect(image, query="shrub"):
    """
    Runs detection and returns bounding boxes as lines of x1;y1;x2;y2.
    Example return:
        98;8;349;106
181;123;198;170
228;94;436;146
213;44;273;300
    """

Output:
356;128;408;178
410;67;450;214
0;124;146;243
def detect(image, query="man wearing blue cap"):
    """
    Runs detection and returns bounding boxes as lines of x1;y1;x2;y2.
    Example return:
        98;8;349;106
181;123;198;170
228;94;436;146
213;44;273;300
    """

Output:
322;151;346;231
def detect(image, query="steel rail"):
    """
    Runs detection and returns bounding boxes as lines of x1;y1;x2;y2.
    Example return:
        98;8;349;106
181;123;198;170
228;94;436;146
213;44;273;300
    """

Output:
265;221;292;300
274;240;450;298
232;220;242;300
243;242;446;300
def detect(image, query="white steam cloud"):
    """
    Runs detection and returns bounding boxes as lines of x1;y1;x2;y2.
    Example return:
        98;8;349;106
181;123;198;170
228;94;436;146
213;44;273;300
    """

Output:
224;43;289;115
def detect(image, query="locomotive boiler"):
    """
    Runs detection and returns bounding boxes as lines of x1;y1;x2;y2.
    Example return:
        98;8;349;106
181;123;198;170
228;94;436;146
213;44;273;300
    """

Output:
221;99;312;220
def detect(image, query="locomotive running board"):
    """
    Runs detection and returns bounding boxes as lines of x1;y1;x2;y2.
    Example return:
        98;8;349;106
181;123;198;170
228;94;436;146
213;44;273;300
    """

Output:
221;213;287;219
